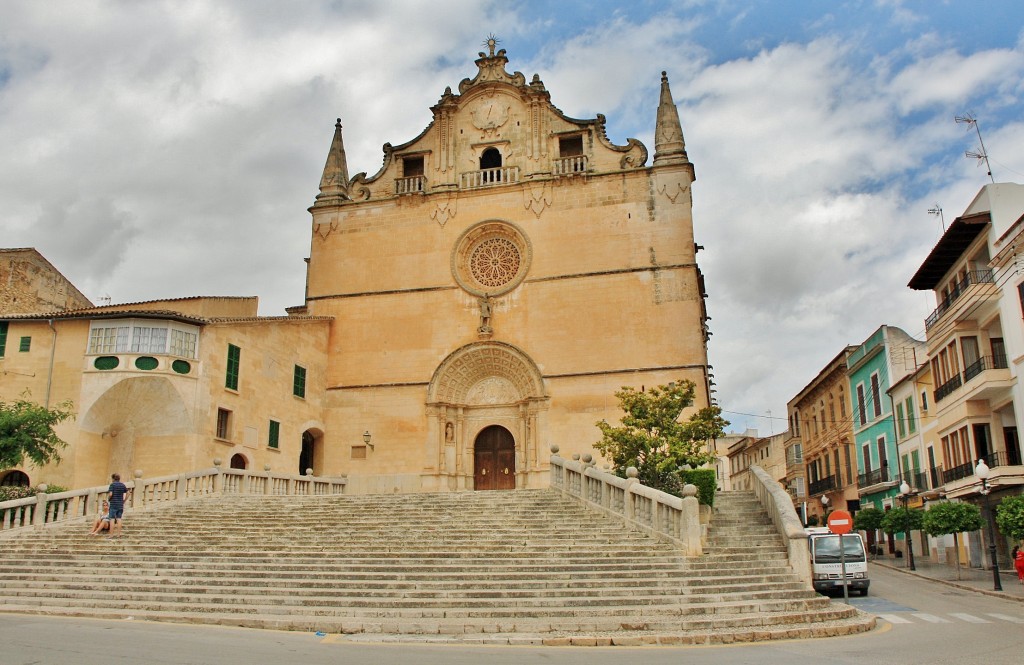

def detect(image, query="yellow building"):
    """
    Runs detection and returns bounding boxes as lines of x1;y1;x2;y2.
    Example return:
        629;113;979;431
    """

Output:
1;44;712;494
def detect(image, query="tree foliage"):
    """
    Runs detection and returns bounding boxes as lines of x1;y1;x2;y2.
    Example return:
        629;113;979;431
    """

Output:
595;380;727;496
880;506;924;535
995;495;1024;542
853;507;885;532
0;399;75;470
921;501;982;537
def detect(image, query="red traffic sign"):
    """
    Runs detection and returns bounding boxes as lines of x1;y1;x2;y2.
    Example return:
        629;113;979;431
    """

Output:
827;510;853;535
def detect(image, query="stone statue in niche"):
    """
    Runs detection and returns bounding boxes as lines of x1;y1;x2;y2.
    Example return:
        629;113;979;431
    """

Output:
478;293;493;333
445;421;455;444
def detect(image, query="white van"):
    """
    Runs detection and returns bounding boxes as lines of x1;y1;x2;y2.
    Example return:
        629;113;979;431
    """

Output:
806;527;870;596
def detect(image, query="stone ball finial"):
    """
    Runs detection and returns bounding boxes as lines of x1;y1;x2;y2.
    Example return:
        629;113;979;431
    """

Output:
572;453;581;461
37;483;48;492
682;483;698;498
626;467;638;479
264;464;272;472
213;458;222;467
550;444;560;454
134;470;143;478
305;468;314;476
582;454;593;464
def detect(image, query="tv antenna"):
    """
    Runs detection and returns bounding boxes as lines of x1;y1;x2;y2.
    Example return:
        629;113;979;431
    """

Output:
955;113;994;183
927;204;945;232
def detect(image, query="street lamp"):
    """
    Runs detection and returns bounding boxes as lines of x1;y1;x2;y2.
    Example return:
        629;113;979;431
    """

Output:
899;481;916;571
821;494;829;523
975;459;1002;591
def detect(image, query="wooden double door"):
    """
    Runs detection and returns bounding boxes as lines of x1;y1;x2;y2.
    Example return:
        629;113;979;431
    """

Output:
474;425;515;491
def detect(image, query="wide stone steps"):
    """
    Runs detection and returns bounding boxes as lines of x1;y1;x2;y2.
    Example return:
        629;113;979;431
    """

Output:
0;488;874;643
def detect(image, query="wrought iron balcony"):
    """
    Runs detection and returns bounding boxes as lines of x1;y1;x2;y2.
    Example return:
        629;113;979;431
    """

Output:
941;452;1012;485
460;166;520;189
934;373;963;403
808;475;837;496
857;467;889;488
924;269;995;330
963;353;1008;382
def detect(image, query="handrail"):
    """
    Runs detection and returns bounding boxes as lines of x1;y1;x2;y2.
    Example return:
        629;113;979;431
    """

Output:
549;449;702;555
749;464;811;586
0;466;347;535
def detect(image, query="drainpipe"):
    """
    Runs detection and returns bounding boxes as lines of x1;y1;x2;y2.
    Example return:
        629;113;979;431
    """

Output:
44;319;57;408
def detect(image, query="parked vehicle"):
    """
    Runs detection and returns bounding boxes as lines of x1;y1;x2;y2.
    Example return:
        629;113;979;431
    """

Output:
806;527;870;596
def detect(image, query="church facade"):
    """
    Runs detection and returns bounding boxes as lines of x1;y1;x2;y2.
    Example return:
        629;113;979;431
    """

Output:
1;44;712;494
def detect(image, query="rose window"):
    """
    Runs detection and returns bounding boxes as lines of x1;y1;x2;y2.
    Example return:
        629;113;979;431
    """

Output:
470;238;521;288
452;220;532;296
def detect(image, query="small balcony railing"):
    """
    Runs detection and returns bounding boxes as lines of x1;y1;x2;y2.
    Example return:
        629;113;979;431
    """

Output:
808;474;837;496
934;373;963;403
897;470;929;492
395;175;426;194
924;269;995;330
963;354;1008;382
858;467;889;488
460;166;520;189
552;155;588;175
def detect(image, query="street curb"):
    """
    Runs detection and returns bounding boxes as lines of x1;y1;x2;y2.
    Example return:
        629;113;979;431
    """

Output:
872;561;1024;604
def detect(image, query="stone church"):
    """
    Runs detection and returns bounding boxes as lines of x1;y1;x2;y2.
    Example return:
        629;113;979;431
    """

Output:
0;42;712;494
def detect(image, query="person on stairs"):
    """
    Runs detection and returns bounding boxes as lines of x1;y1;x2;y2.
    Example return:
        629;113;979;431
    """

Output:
88;500;111;536
106;473;131;539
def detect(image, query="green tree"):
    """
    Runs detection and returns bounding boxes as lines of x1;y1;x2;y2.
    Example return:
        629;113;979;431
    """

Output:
922;501;983;581
595;380;727;497
995;495;1024;542
880;506;924;535
0;399;75;470
854;507;885;559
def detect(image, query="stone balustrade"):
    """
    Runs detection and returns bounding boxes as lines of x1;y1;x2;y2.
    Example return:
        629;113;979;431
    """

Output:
0;464;346;534
549;447;703;555
749;463;811;585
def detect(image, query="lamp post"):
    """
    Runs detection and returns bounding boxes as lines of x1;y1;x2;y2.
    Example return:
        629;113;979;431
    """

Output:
821;494;829;523
899;481;916;571
975;459;1002;592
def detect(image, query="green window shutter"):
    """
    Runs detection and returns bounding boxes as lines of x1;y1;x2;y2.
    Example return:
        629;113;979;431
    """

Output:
293;365;306;398
906;397;916;433
19;336;31;352
0;322;7;357
226;344;240;390
268;420;280;449
896;403;905;438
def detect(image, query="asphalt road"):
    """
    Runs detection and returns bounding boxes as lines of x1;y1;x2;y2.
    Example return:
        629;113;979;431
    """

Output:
2;563;1022;665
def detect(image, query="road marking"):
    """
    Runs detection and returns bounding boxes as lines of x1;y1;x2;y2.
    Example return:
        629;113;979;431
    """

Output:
876;614;912;624
911;613;950;623
987;614;1024;623
949;613;989;623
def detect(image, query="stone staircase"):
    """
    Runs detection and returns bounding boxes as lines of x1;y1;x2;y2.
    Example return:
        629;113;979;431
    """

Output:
0;488;874;645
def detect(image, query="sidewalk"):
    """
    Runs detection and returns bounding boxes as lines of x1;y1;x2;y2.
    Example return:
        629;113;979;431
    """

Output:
871;555;1024;602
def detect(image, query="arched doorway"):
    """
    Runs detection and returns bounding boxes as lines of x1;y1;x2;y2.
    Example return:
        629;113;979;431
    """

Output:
474;425;515;491
229;454;247;470
480;147;502;170
299;431;314;475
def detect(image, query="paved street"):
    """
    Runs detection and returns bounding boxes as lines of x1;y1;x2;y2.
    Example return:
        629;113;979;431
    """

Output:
2;561;1022;665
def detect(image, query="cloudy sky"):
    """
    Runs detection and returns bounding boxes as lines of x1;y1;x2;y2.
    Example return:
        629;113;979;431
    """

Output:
2;1;1023;434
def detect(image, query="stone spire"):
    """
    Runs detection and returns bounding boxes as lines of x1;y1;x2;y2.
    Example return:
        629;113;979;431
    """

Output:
653;72;689;166
315;118;350;204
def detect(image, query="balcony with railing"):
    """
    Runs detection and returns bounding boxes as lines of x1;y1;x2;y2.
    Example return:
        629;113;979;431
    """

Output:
896;469;929;492
807;474;836;496
934;373;963;403
963;353;1009;382
460;166;520;189
552;155;588;175
857;467;889;488
924;269;995;330
394;175;426;195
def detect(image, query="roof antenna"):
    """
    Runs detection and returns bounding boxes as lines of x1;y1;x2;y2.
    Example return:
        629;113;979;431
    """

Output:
955;113;995;183
927;204;945;232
